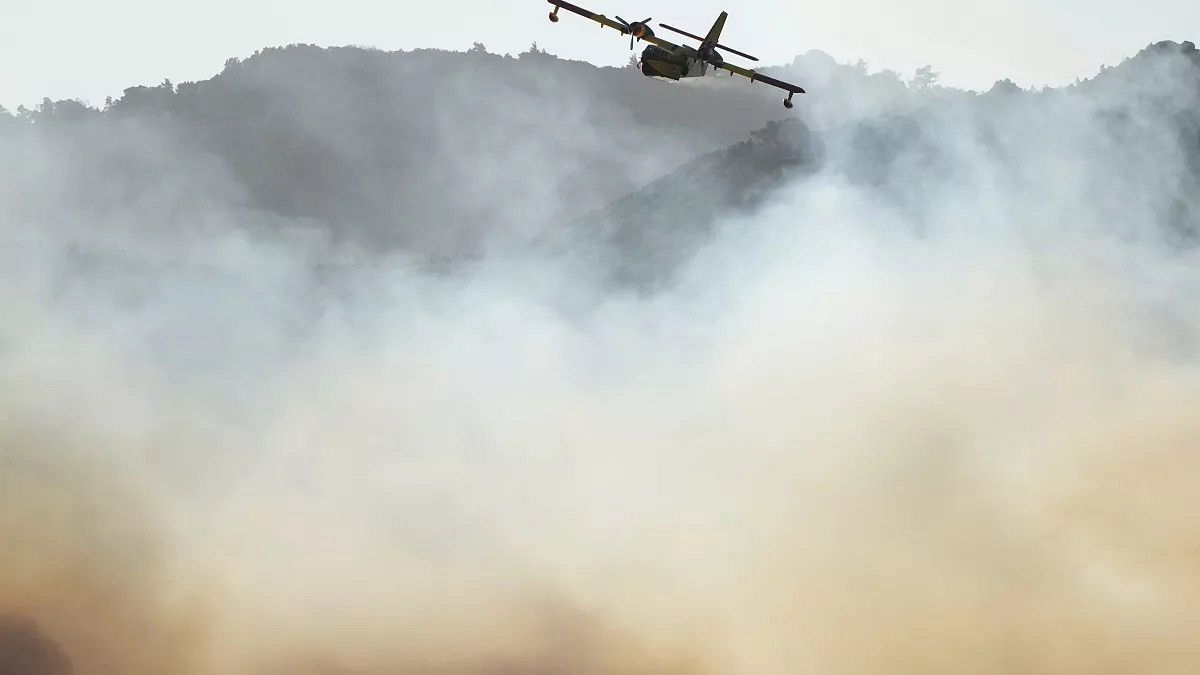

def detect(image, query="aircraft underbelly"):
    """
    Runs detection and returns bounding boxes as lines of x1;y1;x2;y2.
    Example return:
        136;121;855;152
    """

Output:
643;57;707;80
643;59;683;79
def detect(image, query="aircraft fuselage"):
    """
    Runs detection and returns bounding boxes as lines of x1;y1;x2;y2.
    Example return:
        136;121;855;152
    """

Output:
639;44;708;80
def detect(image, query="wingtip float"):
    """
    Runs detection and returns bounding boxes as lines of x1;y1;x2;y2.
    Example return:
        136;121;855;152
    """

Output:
546;0;805;109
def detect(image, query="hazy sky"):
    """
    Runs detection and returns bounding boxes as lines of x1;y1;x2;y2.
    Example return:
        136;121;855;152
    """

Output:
2;0;1197;108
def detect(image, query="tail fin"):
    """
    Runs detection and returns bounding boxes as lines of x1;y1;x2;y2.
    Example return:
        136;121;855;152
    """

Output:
703;11;727;47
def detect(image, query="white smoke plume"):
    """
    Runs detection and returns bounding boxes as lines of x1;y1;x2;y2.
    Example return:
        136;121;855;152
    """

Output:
2;42;1199;675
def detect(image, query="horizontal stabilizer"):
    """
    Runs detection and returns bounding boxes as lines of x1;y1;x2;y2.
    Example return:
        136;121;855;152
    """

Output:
658;21;759;61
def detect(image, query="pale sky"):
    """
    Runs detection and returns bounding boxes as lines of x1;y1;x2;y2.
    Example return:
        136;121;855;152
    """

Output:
1;0;1197;109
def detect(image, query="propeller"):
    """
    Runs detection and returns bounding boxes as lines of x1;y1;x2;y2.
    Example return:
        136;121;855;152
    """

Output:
615;15;653;50
657;22;760;62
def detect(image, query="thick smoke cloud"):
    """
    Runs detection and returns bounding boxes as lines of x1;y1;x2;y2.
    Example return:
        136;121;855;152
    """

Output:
2;41;1200;674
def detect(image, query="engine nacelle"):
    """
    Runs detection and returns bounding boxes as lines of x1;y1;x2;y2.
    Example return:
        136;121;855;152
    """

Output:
628;22;654;40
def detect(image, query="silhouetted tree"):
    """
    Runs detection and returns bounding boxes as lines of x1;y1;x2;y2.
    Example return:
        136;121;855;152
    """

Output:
910;65;939;90
519;42;552;60
986;79;1022;95
469;42;488;54
31;98;93;122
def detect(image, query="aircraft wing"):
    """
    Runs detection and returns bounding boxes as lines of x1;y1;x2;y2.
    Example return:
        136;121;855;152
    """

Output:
547;0;680;50
547;0;630;34
639;33;680;50
715;62;806;95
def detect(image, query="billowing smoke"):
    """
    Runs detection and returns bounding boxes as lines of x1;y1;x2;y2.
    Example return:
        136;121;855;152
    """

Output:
2;42;1200;674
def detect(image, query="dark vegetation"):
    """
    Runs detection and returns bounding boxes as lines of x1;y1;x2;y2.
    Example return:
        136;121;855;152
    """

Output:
0;616;72;675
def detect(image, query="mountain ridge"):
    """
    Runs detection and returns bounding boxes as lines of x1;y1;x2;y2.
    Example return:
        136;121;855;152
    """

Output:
3;40;1197;285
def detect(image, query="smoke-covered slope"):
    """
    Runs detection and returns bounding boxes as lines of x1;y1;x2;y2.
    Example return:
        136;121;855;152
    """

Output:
1;44;786;258
4;39;1200;675
561;118;824;289
566;40;1200;289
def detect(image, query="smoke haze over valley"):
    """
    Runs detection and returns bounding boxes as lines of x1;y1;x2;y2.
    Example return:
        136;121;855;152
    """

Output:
3;38;1200;675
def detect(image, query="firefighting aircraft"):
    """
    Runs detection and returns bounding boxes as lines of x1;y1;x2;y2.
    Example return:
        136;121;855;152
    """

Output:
546;0;805;108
